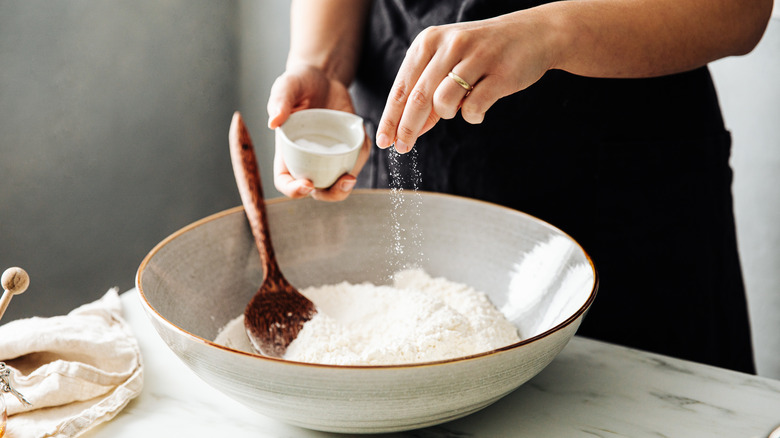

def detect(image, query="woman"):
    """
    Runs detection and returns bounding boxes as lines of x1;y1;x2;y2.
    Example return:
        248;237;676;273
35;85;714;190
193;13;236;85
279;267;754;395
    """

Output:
266;0;773;373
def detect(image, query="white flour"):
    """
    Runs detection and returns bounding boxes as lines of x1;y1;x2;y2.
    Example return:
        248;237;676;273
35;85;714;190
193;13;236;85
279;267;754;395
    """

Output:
214;269;520;365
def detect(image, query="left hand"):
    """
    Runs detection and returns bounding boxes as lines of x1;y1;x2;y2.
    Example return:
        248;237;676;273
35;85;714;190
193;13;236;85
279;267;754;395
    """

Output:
268;64;370;201
374;11;558;154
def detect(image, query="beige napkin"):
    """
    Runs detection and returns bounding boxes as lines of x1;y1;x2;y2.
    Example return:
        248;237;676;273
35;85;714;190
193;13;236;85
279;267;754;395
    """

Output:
0;289;143;438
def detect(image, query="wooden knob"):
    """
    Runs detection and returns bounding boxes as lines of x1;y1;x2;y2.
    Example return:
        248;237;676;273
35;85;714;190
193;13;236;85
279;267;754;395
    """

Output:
0;267;30;322
2;267;30;295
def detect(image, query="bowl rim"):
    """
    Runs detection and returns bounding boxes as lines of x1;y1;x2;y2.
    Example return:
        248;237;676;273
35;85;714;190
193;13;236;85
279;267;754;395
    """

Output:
136;189;599;370
277;108;364;157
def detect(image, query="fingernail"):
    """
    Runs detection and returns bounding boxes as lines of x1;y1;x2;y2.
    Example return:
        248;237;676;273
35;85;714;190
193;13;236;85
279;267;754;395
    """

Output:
298;185;314;196
339;179;356;192
376;133;390;149
395;140;412;154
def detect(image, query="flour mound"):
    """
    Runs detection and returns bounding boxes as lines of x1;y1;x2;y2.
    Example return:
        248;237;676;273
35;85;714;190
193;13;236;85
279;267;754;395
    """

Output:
215;269;520;365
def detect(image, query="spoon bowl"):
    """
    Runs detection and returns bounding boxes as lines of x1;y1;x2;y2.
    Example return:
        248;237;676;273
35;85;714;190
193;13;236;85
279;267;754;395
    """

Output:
228;111;316;357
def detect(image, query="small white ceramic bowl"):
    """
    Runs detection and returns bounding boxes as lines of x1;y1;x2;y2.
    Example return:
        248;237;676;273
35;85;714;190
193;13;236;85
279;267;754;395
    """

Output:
136;190;597;433
276;109;364;189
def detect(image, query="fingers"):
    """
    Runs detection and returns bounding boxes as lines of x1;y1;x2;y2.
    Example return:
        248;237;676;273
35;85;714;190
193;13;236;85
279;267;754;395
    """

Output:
273;166;357;202
376;26;492;154
310;175;357;202
458;74;505;125
433;68;476;120
275;172;358;202
375;76;427;153
376;27;454;153
393;55;456;153
379;65;479;153
269;69;314;198
274;144;314;198
267;74;300;129
419;110;442;137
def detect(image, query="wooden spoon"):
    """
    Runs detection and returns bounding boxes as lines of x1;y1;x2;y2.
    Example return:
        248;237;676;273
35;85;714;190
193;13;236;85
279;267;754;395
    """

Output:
228;111;317;358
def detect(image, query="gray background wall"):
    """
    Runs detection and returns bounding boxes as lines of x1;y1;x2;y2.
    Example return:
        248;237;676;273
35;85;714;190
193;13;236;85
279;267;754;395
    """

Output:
0;0;244;318
710;14;780;380
1;2;778;379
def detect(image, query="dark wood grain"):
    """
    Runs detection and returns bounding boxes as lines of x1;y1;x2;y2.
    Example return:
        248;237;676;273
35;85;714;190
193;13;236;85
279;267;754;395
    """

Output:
229;111;316;358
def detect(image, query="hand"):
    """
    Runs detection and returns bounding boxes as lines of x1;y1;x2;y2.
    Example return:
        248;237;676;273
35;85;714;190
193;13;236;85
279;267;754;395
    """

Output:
267;64;370;201
375;12;556;154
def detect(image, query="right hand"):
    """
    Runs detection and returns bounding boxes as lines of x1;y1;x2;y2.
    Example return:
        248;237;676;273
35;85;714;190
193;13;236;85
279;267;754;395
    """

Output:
267;64;370;201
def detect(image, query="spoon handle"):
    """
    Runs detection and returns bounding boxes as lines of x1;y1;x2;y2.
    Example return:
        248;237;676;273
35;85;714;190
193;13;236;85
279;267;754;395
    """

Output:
229;111;278;281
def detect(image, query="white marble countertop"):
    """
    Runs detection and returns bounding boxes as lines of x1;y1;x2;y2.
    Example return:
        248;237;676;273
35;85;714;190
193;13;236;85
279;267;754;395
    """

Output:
81;290;780;438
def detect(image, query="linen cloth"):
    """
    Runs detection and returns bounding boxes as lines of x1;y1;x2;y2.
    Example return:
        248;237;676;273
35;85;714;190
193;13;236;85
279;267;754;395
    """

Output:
0;289;143;437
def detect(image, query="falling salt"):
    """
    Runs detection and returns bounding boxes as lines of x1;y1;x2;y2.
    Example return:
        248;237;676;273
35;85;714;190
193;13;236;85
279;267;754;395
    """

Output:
387;147;425;278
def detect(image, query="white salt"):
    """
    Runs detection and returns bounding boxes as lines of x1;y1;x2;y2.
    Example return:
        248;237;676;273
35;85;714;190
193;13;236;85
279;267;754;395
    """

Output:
293;134;352;154
386;147;424;277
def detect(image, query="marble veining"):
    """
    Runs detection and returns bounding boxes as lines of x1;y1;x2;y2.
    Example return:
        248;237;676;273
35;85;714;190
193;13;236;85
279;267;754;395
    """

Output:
76;292;780;438
408;427;474;438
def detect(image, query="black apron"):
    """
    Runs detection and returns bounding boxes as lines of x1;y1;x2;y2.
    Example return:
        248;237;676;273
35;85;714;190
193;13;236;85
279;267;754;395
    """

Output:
351;0;755;373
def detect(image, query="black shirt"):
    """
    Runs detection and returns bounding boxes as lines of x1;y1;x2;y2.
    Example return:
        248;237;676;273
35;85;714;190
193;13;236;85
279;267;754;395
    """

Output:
351;0;755;373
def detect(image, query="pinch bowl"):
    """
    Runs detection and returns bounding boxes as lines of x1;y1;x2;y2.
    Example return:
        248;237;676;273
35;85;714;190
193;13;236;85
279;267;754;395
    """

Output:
276;108;364;189
136;190;597;433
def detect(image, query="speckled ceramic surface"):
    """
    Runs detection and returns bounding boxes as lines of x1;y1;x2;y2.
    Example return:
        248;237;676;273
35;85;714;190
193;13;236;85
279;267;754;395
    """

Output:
136;190;597;433
276;109;364;188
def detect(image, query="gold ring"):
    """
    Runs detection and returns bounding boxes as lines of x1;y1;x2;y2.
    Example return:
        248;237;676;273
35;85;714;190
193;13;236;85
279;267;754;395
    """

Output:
447;71;473;93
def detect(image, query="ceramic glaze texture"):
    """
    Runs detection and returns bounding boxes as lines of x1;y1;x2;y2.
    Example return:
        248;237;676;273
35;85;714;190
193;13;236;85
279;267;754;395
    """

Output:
276;109;364;188
136;190;597;433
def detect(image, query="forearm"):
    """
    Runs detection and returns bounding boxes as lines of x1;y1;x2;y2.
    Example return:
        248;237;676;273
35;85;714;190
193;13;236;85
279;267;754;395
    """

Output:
534;0;773;78
288;0;372;85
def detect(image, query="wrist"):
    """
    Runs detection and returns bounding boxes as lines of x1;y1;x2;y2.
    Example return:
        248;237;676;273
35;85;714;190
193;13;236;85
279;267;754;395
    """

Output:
286;53;354;87
525;3;578;73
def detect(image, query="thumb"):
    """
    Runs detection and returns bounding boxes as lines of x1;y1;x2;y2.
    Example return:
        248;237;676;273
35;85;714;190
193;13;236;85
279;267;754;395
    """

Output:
267;74;299;129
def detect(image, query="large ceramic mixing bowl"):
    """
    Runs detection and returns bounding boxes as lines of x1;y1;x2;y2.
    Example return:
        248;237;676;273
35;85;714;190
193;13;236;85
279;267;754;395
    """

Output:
136;190;597;433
